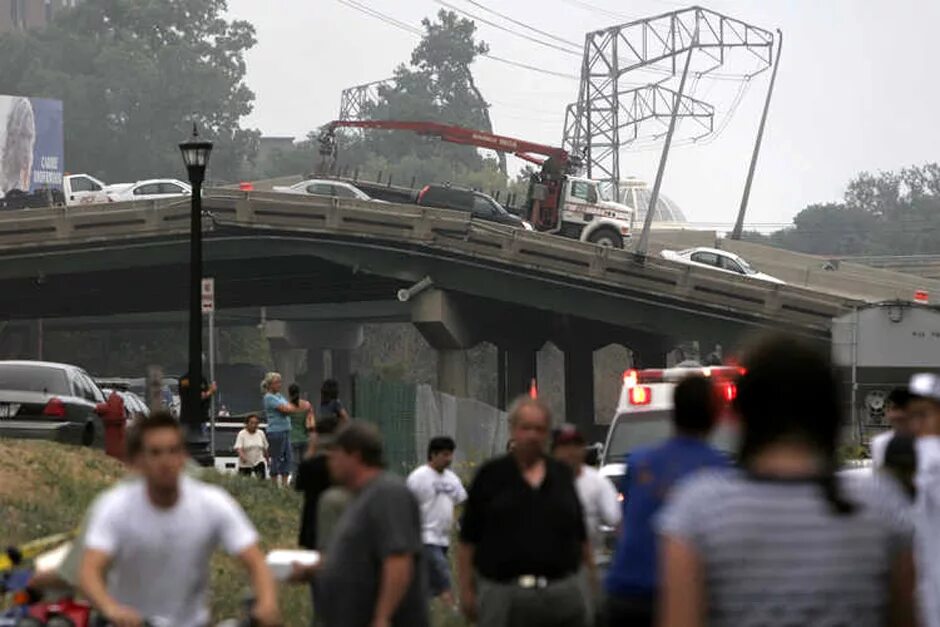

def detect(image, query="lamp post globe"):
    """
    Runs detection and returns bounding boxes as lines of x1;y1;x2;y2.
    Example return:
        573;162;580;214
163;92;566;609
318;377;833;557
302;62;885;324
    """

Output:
179;123;214;466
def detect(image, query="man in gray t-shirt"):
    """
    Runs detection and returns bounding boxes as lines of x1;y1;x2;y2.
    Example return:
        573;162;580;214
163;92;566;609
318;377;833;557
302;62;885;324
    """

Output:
315;423;428;627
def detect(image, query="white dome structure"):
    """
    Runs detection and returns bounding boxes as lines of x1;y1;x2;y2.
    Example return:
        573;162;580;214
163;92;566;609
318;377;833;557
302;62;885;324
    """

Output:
616;177;688;224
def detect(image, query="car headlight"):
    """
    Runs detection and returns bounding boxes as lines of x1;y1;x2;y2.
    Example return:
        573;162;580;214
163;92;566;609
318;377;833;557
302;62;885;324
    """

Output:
522;220;535;231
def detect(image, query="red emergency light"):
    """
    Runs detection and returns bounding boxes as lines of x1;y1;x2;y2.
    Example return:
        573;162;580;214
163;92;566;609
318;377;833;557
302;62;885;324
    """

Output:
629;386;652;405
623;369;638;387
722;382;737;402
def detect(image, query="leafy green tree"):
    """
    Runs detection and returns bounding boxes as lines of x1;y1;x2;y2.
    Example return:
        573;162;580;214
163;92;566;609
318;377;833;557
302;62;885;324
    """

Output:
253;10;511;192
766;164;940;257
0;0;258;183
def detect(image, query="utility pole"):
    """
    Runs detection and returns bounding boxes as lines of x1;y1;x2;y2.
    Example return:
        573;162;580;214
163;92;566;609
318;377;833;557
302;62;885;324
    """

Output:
635;48;694;260
731;29;784;241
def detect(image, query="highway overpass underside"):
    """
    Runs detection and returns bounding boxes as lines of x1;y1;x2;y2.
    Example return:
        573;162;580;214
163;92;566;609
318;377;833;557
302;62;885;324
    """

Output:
0;235;764;434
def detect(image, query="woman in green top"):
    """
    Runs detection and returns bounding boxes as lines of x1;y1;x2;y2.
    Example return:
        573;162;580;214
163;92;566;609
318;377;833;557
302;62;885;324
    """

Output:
289;383;316;473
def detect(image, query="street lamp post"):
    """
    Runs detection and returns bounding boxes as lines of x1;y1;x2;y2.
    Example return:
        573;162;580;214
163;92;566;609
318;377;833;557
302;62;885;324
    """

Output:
179;124;214;465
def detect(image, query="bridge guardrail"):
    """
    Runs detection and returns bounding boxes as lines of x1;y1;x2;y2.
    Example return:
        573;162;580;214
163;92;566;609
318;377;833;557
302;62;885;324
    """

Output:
0;189;860;332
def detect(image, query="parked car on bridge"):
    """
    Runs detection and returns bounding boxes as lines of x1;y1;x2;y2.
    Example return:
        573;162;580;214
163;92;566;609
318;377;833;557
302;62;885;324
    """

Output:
416;184;534;231
660;246;785;284
105;178;191;202
0;360;106;446
271;179;383;202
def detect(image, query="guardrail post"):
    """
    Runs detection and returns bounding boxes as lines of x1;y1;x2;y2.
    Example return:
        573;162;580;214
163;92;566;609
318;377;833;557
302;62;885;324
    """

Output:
52;205;73;239
144;204;162;230
235;193;253;223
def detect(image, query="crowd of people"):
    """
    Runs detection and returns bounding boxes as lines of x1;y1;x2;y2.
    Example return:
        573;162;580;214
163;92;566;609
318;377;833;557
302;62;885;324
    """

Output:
27;331;940;626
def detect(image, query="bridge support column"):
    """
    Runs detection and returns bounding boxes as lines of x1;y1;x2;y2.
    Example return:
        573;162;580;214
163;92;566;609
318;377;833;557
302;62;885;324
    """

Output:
564;346;595;436
498;344;538;408
271;347;306;388
325;348;352;400
438;350;469;398
629;335;674;369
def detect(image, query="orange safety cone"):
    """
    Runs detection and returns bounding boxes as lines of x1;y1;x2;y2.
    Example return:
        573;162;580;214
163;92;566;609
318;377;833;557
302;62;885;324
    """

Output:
529;378;538;399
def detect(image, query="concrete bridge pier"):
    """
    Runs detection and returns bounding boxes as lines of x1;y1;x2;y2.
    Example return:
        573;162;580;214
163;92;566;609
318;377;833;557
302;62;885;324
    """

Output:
409;289;478;400
563;345;595;436
629;334;675;369
497;344;539;409
264;320;363;400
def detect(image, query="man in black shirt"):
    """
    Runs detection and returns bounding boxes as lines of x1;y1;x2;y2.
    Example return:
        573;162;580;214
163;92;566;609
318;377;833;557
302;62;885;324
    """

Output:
458;397;590;627
294;416;342;550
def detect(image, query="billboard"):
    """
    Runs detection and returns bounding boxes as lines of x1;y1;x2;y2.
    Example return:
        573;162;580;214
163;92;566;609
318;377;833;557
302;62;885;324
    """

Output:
0;95;64;198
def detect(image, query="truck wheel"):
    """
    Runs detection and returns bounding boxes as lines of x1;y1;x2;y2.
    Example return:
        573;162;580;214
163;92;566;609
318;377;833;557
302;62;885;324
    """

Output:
588;227;623;248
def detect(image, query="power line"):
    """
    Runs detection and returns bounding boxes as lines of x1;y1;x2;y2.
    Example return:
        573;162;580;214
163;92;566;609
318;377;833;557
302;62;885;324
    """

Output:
459;0;582;49
333;0;579;80
558;0;633;22
335;0;422;35
433;0;582;57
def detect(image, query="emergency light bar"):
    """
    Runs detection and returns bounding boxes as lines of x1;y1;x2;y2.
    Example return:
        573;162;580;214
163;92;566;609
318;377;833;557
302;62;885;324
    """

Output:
622;366;744;384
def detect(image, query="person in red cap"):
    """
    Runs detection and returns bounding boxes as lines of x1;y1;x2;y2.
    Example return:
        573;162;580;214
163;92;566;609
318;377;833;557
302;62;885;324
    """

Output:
553;423;621;624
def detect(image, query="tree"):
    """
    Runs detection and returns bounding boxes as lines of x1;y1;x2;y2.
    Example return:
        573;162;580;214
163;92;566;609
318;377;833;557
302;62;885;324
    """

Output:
766;163;940;257
0;0;259;183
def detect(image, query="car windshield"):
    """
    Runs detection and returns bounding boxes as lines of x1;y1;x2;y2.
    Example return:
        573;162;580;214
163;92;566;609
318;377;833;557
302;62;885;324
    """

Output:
605;411;740;464
737;257;758;274
0;365;70;395
604;411;672;463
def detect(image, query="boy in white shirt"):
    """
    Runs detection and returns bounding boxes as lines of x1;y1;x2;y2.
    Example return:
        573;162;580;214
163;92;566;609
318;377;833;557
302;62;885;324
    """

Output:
79;412;280;627
406;436;467;606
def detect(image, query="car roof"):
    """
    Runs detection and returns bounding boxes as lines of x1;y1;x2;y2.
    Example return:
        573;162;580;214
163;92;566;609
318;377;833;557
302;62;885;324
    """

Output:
0;360;83;372
298;179;354;186
132;179;189;187
687;246;745;262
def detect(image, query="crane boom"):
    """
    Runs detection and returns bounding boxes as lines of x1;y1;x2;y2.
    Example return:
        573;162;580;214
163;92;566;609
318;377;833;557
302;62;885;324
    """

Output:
322;119;573;169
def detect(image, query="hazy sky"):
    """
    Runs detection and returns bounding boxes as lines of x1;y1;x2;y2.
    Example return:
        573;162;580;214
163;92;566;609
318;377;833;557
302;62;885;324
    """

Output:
226;0;940;227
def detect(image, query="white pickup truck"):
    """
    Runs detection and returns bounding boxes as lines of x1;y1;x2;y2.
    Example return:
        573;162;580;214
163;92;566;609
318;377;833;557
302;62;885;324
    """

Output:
62;173;110;206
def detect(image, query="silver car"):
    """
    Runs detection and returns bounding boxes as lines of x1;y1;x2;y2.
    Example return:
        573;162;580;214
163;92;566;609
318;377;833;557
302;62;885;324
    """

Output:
0;361;106;446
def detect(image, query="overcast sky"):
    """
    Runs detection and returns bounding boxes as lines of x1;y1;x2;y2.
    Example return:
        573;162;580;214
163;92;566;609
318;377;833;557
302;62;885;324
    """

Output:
226;0;940;227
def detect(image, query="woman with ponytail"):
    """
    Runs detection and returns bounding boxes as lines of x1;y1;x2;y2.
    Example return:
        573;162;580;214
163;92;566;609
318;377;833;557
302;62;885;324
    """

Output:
657;333;915;627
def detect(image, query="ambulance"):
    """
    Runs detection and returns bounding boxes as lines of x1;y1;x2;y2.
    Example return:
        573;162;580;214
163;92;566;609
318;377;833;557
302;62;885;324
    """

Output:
599;362;744;496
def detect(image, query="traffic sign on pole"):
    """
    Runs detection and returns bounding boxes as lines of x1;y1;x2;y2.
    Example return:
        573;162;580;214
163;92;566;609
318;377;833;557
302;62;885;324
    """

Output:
201;277;215;313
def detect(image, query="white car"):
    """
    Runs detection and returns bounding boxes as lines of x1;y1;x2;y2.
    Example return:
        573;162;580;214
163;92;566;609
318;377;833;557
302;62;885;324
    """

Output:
661;246;785;284
106;178;192;202
272;179;381;201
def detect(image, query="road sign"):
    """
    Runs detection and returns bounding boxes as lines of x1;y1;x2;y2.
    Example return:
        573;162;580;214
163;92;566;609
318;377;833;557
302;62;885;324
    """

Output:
915;289;929;304
201;277;215;313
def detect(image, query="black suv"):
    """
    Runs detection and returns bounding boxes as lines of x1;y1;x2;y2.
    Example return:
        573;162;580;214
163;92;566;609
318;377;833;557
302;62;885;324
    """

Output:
416;185;529;229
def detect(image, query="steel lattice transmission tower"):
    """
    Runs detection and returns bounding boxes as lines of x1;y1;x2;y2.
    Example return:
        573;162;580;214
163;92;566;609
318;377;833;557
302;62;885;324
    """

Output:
338;79;393;121
562;7;775;202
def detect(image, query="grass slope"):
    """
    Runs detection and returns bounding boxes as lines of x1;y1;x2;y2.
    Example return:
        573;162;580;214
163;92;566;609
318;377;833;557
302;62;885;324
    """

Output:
0;440;465;627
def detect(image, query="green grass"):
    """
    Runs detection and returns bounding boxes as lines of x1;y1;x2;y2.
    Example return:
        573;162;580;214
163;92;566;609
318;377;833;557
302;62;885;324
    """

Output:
0;440;471;626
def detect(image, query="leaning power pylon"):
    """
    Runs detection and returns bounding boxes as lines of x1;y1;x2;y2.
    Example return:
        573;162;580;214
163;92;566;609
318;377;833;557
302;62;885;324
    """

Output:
562;7;778;253
338;79;393;121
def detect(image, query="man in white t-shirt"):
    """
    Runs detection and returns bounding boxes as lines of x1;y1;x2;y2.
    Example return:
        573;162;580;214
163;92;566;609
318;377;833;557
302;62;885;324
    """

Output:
79;412;281;627
908;373;940;627
871;387;915;468
406;436;467;606
551;424;621;550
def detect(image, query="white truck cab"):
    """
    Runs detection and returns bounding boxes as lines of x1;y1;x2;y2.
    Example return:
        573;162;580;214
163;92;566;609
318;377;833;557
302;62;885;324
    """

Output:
559;177;635;248
62;173;110;206
599;364;742;491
